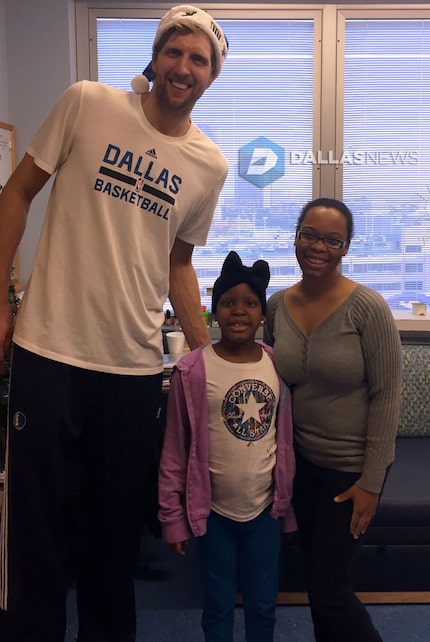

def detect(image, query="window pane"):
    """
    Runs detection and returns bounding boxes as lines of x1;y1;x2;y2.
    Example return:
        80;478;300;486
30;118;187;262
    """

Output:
97;17;315;310
343;19;430;311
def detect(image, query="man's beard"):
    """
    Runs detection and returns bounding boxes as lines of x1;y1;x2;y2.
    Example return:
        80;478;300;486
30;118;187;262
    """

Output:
153;77;205;116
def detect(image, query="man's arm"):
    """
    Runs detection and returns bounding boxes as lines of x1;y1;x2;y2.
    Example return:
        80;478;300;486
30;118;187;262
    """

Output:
169;237;210;350
0;153;51;370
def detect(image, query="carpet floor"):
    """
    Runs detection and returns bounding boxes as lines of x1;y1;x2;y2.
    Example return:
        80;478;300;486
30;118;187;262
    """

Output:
65;535;430;641
65;590;430;641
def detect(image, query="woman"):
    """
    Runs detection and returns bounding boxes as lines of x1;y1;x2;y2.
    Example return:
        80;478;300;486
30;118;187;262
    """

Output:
264;197;402;641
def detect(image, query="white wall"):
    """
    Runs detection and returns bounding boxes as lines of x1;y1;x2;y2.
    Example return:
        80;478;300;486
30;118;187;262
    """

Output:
4;0;76;284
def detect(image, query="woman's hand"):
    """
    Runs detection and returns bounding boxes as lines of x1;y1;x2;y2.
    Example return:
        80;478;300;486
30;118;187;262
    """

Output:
334;484;379;540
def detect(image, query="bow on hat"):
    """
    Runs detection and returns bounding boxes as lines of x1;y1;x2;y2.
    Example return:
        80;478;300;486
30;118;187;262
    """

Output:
212;251;270;314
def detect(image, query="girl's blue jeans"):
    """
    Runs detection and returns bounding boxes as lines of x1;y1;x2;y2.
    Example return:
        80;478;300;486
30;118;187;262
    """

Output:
197;506;282;642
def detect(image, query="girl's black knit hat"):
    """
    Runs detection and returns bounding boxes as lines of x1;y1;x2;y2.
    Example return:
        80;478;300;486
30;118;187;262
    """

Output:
212;251;270;314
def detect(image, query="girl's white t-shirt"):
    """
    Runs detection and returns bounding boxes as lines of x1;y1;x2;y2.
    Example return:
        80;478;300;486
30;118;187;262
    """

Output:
203;345;279;522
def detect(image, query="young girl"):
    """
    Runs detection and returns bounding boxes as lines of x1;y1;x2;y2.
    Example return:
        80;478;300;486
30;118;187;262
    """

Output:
158;251;296;642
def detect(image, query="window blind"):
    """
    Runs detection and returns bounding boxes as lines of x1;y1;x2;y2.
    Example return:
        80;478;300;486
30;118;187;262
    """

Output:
343;19;430;308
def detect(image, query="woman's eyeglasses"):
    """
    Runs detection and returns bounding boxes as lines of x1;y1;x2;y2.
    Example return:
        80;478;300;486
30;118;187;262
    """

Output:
296;230;347;249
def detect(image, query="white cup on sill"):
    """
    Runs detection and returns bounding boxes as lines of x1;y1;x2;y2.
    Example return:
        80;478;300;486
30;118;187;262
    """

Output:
166;331;185;360
411;302;427;316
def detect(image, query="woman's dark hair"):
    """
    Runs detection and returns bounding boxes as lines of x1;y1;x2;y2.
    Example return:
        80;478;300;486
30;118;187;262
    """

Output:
296;197;355;241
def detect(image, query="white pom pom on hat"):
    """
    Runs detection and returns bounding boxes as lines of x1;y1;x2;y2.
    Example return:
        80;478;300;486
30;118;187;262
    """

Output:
131;63;153;95
131;4;228;94
131;74;150;94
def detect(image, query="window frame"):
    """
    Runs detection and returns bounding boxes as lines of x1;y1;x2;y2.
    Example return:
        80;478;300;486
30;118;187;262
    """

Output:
335;7;430;331
335;6;430;197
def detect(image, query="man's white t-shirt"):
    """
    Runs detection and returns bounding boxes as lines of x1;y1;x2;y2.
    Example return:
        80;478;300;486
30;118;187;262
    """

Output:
14;81;227;374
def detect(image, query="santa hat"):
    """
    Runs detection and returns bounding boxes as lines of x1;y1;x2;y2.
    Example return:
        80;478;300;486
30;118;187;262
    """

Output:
131;4;228;94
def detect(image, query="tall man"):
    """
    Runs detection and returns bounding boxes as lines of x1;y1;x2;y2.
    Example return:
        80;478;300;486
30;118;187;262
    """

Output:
0;6;228;641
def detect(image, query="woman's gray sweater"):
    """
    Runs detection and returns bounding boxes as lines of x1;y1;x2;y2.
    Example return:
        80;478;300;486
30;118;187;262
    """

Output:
264;284;402;494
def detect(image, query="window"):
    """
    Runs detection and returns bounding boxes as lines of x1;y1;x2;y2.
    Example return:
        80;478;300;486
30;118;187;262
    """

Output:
78;4;430;314
340;13;430;310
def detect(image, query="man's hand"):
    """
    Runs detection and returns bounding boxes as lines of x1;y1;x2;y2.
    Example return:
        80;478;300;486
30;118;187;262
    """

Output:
0;300;13;374
334;483;379;540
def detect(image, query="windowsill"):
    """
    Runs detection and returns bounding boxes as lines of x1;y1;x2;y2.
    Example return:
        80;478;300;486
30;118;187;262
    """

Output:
204;314;430;342
392;311;430;332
